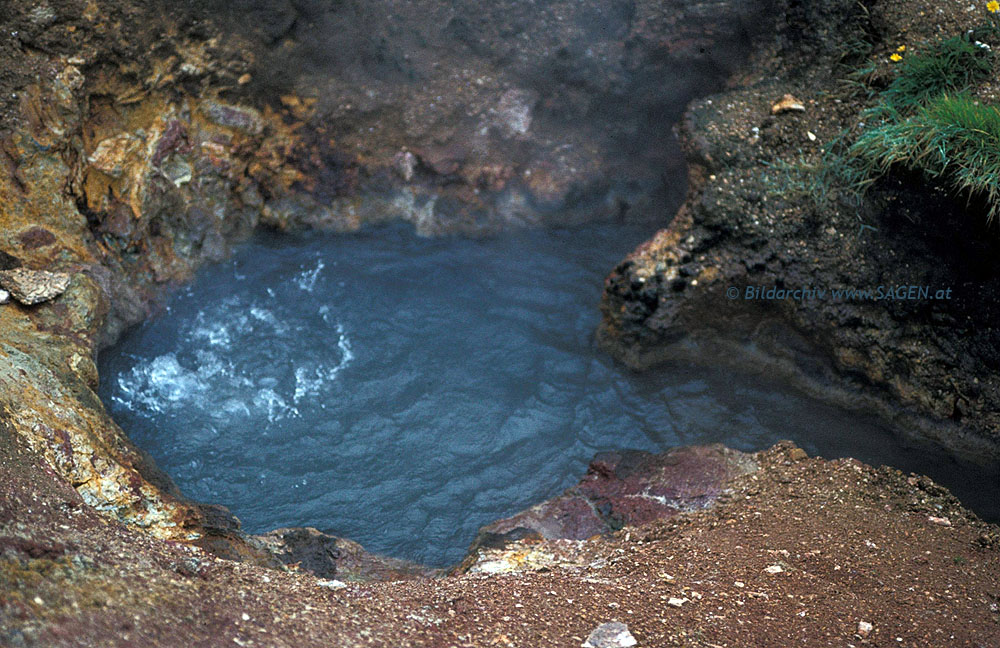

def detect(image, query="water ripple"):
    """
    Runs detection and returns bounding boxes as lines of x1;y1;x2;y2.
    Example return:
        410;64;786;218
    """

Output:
100;222;999;566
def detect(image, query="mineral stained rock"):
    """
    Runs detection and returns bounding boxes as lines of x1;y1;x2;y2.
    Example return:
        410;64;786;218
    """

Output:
469;445;757;550
0;268;72;305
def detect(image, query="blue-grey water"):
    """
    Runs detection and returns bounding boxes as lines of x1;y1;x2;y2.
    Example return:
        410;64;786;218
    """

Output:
99;223;999;566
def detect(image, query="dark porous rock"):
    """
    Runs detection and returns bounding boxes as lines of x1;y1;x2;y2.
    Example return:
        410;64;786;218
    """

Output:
0;268;71;305
597;0;1000;462
470;444;757;552
0;250;21;270
249;527;439;582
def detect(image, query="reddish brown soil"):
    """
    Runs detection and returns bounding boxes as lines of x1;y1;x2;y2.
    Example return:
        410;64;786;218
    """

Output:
3;426;998;646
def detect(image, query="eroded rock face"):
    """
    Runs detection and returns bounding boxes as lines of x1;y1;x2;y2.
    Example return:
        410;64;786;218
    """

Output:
464;445;757;566
0;55;289;547
247;528;439;582
219;0;785;234
598;0;1000;461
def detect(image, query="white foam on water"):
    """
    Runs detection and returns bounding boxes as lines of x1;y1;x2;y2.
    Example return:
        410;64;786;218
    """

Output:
254;388;298;422
115;296;353;425
295;258;325;293
116;352;218;414
293;323;354;404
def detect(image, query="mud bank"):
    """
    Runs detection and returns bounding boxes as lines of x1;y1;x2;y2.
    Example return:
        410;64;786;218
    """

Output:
598;0;1000;462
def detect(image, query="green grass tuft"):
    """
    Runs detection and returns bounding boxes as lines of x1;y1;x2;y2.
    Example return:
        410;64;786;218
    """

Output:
877;36;993;115
851;94;1000;219
840;31;1000;219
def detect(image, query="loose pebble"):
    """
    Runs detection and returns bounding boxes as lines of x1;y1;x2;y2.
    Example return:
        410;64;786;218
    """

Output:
771;93;806;114
582;621;638;648
0;268;71;305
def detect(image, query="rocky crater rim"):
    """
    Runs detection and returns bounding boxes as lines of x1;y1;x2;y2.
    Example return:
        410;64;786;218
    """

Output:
3;2;1000;645
0;0;792;575
1;0;993;587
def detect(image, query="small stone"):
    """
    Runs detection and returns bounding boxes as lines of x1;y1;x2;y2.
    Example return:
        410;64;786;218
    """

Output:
394;150;418;182
765;565;784;574
17;227;57;250
0;268;72;305
771;94;806;115
734;581;745;588
788;447;808;461
200;100;264;134
88;133;139;177
667;597;688;608
582;622;637;648
806;131;817;141
241;613;250;621
32;596;44;606
857;621;873;637
0;289;8;304
928;516;952;527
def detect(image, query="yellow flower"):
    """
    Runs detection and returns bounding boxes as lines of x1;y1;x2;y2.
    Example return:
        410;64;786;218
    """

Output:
989;0;1000;13
897;45;906;52
890;53;903;62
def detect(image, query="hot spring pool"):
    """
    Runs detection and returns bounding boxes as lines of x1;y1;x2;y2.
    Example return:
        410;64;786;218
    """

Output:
98;223;998;566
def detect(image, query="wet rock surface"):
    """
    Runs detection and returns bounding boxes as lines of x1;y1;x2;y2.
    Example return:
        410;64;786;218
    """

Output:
468;445;757;553
598;0;1000;461
187;0;783;234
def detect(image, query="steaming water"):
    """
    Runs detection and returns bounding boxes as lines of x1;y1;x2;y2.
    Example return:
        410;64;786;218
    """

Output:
99;223;999;566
